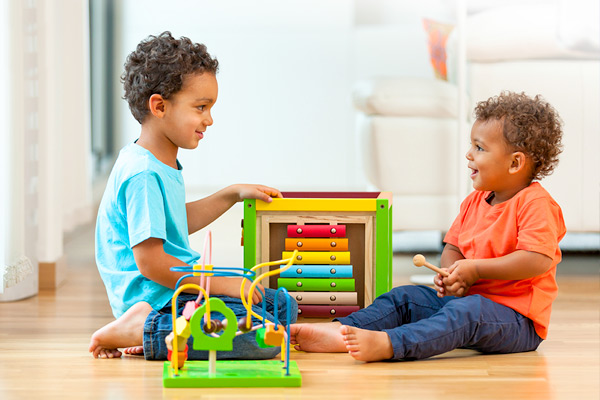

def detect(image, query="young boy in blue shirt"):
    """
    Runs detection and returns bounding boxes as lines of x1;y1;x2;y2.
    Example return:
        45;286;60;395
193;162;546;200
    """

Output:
89;32;296;359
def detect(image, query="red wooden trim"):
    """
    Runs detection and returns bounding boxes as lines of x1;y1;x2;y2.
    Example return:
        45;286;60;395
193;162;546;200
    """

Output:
281;191;381;199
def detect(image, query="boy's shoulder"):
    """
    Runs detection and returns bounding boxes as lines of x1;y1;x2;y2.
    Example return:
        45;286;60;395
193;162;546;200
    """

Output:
112;143;181;183
514;182;560;209
506;183;564;224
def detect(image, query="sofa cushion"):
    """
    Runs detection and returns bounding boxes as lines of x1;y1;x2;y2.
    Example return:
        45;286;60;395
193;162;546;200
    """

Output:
462;4;600;61
353;77;462;118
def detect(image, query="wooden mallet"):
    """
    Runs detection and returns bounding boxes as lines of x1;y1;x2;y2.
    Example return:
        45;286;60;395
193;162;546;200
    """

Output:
413;254;449;277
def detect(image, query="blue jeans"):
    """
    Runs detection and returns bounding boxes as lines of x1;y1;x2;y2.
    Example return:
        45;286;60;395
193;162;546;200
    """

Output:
142;287;297;360
336;285;543;360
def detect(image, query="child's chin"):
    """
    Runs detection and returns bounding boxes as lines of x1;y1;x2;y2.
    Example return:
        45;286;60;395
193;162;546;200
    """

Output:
185;142;200;150
471;181;484;191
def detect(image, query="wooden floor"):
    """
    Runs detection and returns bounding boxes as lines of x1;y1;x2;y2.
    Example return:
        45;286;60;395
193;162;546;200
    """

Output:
0;224;598;400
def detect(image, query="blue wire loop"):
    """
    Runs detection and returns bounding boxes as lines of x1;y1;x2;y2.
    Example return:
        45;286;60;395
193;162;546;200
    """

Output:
273;287;292;375
170;265;256;279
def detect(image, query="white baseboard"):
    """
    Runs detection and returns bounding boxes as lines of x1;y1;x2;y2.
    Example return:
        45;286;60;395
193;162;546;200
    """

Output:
393;231;600;253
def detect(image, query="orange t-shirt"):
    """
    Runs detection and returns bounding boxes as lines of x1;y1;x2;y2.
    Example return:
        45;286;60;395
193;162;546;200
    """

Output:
444;182;566;339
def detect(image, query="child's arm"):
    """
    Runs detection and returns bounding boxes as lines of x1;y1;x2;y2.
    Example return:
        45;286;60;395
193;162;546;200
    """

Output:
437;250;553;297
132;237;263;304
185;184;282;234
439;243;465;268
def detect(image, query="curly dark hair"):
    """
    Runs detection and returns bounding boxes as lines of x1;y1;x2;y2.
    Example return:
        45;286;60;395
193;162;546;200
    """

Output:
474;91;563;181
121;31;219;124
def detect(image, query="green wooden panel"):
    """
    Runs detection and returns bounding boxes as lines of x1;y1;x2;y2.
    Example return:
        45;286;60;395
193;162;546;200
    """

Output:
277;278;355;292
243;199;256;270
375;198;392;296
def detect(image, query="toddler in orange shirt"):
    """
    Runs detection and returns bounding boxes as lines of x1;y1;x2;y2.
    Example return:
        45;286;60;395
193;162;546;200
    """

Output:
290;91;566;361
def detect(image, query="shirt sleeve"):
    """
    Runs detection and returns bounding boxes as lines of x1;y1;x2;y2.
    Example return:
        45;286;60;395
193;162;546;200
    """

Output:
122;171;167;248
443;192;474;246
516;196;565;259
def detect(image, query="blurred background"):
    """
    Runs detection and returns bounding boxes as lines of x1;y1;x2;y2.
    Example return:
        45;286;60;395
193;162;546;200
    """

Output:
1;0;598;300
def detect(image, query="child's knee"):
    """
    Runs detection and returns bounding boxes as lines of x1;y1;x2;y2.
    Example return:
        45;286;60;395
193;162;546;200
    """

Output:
383;284;436;302
444;295;487;323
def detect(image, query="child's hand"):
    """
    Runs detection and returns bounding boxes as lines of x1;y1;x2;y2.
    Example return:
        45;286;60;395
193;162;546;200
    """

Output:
212;277;264;305
433;272;448;297
433;260;479;297
439;259;480;297
242;280;265;305
230;184;283;203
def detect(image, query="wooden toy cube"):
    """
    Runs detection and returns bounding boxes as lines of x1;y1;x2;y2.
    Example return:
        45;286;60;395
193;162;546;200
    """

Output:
243;192;393;319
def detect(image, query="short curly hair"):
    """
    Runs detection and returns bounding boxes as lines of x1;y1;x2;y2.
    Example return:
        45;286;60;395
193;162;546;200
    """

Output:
121;31;219;124
474;91;563;181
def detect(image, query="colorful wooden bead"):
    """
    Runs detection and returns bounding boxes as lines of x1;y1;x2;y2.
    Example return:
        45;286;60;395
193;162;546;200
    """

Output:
167;344;188;369
203;319;223;334
182;301;198;321
238;317;252;333
264;324;285;346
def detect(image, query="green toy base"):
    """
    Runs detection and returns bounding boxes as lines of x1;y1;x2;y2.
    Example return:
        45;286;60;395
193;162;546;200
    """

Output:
162;360;302;388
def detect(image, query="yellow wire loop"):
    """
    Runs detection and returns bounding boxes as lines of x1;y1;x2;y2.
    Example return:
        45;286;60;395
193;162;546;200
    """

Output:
239;250;297;329
170;283;210;375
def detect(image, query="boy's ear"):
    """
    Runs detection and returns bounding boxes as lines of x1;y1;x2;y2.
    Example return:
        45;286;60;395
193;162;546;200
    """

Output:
509;151;527;174
148;94;166;118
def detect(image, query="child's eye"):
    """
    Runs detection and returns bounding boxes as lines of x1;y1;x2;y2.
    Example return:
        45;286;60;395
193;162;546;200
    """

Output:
197;105;205;111
470;142;483;151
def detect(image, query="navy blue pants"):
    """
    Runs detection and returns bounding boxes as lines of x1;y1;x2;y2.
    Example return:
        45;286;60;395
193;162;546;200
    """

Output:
142;288;297;360
336;285;543;360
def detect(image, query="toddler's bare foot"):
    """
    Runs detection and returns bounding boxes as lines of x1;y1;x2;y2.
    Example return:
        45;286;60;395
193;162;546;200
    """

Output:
289;322;347;352
88;302;153;359
122;346;144;356
340;325;394;362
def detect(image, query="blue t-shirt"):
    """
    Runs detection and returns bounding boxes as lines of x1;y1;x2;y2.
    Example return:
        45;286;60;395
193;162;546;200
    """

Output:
95;143;200;318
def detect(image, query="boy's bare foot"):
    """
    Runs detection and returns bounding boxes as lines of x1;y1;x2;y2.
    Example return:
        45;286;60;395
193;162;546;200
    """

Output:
340;325;394;362
289;322;347;352
88;302;153;359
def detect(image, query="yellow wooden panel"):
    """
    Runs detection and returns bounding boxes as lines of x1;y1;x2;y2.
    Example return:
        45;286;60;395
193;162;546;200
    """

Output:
255;198;377;212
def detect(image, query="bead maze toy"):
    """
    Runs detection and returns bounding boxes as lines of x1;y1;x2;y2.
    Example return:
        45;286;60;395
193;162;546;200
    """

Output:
162;232;302;388
242;192;392;319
